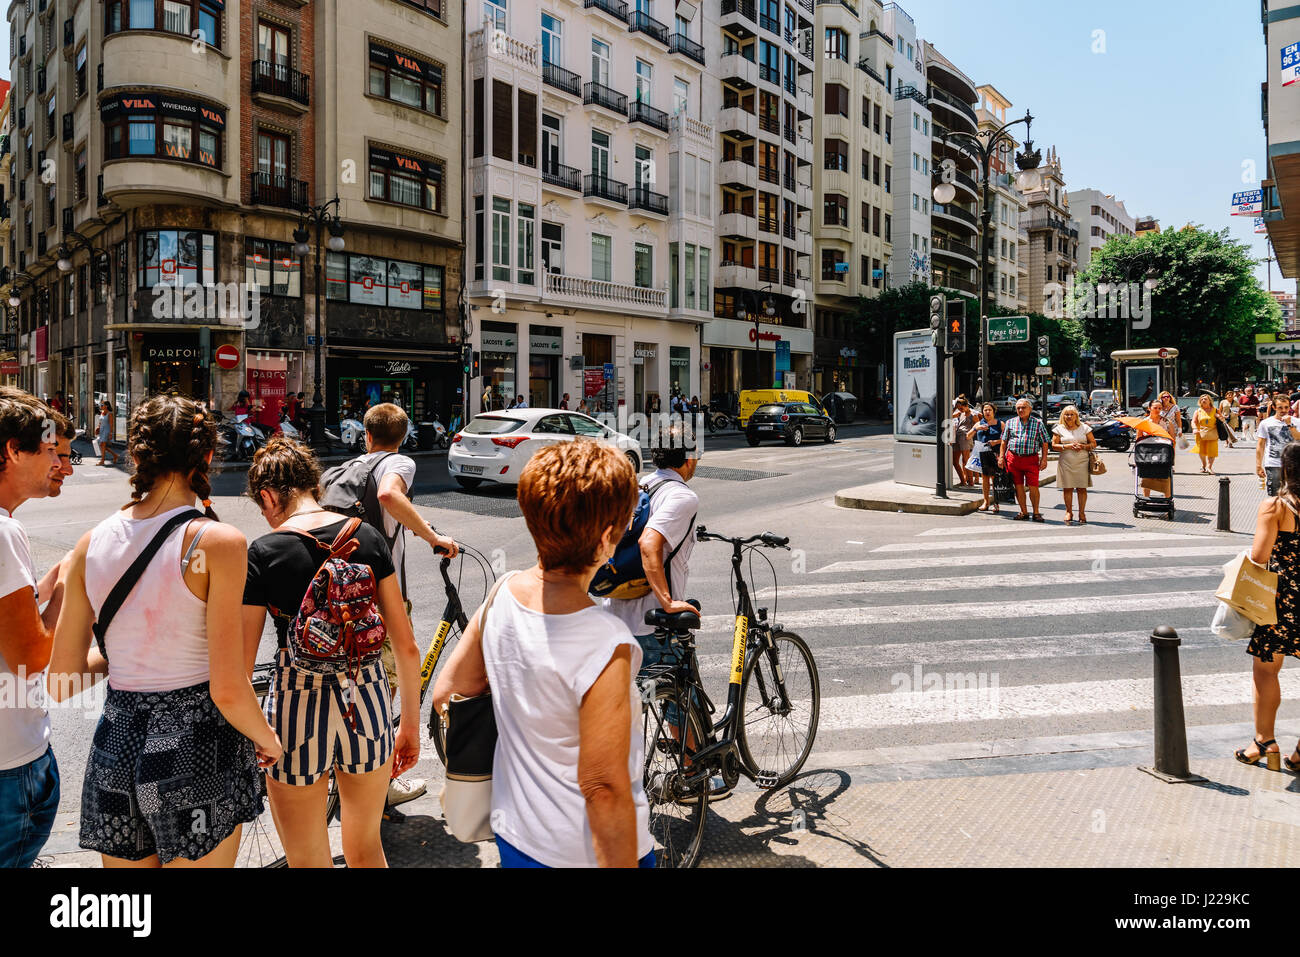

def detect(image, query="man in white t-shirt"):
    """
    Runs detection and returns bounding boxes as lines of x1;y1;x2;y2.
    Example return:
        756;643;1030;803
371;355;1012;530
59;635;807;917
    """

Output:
0;389;65;867
1257;394;1300;496
359;402;458;807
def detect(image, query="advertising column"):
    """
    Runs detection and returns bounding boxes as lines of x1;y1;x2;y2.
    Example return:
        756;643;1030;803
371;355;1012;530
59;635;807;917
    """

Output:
892;329;949;488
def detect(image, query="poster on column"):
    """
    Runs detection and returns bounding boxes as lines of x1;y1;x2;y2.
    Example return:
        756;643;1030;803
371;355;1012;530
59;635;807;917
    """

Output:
893;330;938;440
583;368;605;398
249;366;288;430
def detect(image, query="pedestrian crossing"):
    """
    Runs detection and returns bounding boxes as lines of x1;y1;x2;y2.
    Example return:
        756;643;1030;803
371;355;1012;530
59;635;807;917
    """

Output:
687;517;1271;771
703;436;896;474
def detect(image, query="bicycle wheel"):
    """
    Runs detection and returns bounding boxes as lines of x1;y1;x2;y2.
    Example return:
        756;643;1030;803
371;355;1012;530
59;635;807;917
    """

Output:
642;684;708;869
737;630;820;790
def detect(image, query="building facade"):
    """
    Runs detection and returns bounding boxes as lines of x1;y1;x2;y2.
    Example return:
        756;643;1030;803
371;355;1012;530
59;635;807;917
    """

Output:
465;0;712;418
1263;1;1300;279
1068;188;1135;273
0;79;12;386
4;0;463;434
922;40;979;299
973;84;1026;313
1020;145;1077;317
884;2;930;293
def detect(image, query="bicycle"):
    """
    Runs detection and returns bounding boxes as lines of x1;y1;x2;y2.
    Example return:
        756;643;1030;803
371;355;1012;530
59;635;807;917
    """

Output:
236;544;494;866
640;525;820;868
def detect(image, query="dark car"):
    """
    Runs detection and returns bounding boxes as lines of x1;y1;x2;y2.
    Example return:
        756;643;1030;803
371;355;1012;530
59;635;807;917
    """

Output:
746;402;836;447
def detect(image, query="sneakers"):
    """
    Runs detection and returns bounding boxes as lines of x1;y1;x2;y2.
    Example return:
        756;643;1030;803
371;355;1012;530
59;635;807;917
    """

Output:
386;777;427;807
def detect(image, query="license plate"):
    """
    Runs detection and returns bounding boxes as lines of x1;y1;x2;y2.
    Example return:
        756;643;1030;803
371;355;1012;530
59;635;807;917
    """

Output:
759;426;775;431
460;465;483;475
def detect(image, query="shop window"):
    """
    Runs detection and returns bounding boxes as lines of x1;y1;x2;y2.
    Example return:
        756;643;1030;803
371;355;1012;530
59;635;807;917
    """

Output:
137;229;216;289
368;42;444;116
323;251;442;312
244;238;301;297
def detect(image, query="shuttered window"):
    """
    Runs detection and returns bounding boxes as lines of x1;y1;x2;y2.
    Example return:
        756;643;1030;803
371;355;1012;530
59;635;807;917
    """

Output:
492;80;513;162
517;91;537;167
472;78;484;158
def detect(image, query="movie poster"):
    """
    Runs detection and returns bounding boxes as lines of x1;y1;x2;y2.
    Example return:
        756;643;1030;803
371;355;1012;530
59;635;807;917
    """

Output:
894;331;938;439
1124;364;1160;411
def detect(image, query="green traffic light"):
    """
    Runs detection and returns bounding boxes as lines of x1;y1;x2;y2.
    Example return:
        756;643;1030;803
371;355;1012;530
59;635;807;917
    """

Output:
1038;358;1049;366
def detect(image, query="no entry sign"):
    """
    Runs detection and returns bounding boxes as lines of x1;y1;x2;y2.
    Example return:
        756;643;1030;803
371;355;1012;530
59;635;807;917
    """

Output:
215;344;240;369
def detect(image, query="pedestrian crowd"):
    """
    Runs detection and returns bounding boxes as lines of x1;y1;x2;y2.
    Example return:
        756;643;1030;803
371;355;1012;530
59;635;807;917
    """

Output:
0;383;700;869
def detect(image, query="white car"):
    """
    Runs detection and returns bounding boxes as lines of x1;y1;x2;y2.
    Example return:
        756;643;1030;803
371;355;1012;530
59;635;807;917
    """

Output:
447;408;643;490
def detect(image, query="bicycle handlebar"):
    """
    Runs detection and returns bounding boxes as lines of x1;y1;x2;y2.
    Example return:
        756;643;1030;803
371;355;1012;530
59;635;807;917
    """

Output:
695;525;790;549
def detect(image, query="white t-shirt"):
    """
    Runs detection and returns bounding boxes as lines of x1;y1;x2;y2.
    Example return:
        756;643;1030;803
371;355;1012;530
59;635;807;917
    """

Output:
1259;415;1296;468
0;507;50;770
483;576;652;867
356;450;418;593
604;469;699;637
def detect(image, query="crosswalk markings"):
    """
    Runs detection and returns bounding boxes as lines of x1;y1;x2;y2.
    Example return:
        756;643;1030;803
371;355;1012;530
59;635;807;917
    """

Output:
700;590;1215;631
815;545;1240;574
815;671;1300;731
915;524;1064;537
872;531;1218;553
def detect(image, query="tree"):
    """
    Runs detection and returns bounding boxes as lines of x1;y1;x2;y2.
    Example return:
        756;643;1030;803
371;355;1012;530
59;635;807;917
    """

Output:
1072;226;1279;386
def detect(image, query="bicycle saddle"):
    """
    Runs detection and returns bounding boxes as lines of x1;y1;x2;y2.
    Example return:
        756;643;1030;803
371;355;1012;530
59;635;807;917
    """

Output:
644;607;701;632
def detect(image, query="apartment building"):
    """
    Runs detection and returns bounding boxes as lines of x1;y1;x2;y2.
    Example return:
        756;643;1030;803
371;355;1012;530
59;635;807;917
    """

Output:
465;0;712;416
1262;1;1300;279
1068;188;1135;272
1272;289;1297;332
1020;146;1077;316
0;80;12;386
4;0;463;433
922;39;978;299
701;0;815;400
1135;215;1160;236
972;85;1027;314
884;2;929;292
808;0;893;398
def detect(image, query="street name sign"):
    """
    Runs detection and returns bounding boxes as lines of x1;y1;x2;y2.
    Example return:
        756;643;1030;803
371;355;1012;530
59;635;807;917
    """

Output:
987;316;1029;344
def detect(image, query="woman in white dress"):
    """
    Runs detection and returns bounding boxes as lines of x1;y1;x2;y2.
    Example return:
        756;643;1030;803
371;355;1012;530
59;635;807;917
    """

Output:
1051;406;1096;525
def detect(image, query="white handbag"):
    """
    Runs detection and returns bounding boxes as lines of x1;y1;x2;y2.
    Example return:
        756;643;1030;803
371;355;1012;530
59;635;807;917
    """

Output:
1211;601;1256;642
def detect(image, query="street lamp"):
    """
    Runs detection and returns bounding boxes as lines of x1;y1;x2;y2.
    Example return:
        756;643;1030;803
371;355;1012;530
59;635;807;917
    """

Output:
736;285;776;390
294;195;344;450
933;110;1041;404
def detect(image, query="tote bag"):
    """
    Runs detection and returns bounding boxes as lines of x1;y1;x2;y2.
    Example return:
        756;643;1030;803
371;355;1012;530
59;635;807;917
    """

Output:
1214;552;1278;626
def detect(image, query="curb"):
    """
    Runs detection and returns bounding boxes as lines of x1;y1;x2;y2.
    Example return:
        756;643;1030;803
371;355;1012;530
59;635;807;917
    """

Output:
835;466;1058;515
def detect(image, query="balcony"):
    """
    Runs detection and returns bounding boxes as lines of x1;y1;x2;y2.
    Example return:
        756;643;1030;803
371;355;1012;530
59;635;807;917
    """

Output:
758;215;779;235
782;220;796;240
759;164;780;186
895;84;927;107
544;270;666;314
716;261;758;289
250;171;309;210
721;0;756;37
541;160;582;192
718;211;756;238
719;51;757;87
669;33;705;66
583;81;628;116
933;202;977;228
629;99;670;133
719;106;757;139
928;83;978;129
542;61;581;98
628;10;669;46
669;112;713;145
719;159;758;190
584;0;628;24
583;173;628;205
758;113;780;136
856;58;885;88
758;265;780;285
628;186;669;217
252;60;311;111
931;235;978;265
935;273;978;295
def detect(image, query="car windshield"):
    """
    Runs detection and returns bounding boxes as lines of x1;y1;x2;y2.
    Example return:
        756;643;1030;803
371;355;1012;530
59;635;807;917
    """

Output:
464;415;525;434
755;404;788;414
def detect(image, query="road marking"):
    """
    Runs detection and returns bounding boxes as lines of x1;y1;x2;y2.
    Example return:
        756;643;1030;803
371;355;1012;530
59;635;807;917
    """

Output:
872;531;1217;553
814;544;1242;574
760;566;1223;599
700;590;1215;631
814;670;1300;731
916;524;1066;537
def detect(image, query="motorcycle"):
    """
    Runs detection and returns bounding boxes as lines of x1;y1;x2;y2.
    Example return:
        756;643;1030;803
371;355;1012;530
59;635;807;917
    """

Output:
278;410;301;441
214;411;266;461
403;419;420;452
338;416;366;453
1090;417;1134;453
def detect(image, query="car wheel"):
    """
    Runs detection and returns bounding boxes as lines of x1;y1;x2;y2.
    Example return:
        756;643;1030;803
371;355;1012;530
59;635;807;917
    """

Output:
625;451;641;473
746;434;760;447
825;424;836;443
455;477;483;490
788;427;804;447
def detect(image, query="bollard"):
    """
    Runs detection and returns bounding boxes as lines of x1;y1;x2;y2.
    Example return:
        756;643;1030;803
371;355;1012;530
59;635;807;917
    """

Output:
1139;626;1206;783
1216;476;1231;532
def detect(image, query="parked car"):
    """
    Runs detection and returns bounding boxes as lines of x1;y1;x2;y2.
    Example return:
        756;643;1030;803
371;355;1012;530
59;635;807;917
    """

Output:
746;402;836;447
1089;389;1117;412
447;409;642;490
1059;390;1087;410
992;394;1039;417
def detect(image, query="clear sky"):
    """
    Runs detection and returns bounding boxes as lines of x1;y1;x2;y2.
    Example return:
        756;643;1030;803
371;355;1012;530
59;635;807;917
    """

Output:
899;0;1288;293
2;3;1282;291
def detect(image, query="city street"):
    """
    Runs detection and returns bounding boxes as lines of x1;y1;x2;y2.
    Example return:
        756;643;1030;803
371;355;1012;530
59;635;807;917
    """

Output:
24;426;1299;868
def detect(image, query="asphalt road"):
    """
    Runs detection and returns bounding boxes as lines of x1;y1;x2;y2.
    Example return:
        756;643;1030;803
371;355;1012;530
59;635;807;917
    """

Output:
19;422;1289;825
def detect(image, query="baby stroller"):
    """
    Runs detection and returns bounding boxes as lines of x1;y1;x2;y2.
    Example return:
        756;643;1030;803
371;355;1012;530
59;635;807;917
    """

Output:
1131;434;1175;520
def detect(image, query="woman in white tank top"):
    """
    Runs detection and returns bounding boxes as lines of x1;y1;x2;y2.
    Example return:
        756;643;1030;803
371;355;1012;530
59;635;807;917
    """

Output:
50;395;281;867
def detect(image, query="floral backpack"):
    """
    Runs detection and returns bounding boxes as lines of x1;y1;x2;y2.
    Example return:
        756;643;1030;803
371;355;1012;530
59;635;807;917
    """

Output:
275;518;387;727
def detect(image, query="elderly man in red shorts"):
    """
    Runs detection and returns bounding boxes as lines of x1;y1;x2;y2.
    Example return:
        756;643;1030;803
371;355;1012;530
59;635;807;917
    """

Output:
997;398;1051;522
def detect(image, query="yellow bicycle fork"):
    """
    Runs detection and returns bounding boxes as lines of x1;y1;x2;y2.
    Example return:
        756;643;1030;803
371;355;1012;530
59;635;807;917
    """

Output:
418;619;453;695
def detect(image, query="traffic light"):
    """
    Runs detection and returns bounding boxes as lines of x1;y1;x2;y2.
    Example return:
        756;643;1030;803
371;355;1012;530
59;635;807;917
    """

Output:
945;300;966;354
461;344;472;375
1037;335;1050;367
929;294;946;349
471;351;481;378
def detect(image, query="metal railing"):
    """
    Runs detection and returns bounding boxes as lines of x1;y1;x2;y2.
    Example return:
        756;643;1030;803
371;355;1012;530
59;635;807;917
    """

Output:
583;81;628;114
628;10;669;44
253;60;311;106
250;171;309;210
721;0;756;21
856;58;884;87
629;99;669;132
928;83;977;125
628;186;669;215
542;61;581;97
759;113;780;134
895;84;926;106
933;202;977;227
584;0;628;21
584;173;628;203
541;160;582;191
669;33;705;65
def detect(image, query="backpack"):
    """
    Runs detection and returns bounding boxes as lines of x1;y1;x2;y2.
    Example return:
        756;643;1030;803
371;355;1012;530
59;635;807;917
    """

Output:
320;451;404;584
588;480;696;601
276;518;387;727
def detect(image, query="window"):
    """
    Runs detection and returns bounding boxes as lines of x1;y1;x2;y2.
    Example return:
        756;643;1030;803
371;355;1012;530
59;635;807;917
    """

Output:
823;83;849;117
517;203;535;285
591;129;610;178
75;147;87;202
634;243;652;288
137;229;216;289
824;28;847;61
912;193;919;211
670;243;679;309
823;138;847;173
591;233;611;282
104;101;223;169
75;44;87;98
492;198;510;282
368;44;445;116
541;13;562;66
635;60;652;104
483;0;506;31
244;238;301;297
591;38;610;86
673;78;689;116
823;194;847;227
324;252;442;312
368;148;444;212
821;249;845;280
884;114;891;145
913;153;919;172
541;221;562;274
107;0;223;47
884;214;891;243
492;80;513;162
873;155;881;186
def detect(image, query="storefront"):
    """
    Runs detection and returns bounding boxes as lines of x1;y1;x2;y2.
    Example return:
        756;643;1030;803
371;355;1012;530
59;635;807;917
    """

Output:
247;350;304;430
481;324;518;412
669;346;692;400
328;349;459;425
142;333;204;399
582;332;617;415
813;347;870;403
528;327;562;409
702;318;812;400
632;342;660;414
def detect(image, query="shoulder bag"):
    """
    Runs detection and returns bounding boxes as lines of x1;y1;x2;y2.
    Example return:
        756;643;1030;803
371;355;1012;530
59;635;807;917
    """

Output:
439;571;514;844
1088;452;1107;475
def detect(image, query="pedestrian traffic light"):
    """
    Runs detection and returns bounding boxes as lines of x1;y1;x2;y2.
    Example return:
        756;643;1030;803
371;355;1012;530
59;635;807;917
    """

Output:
461;344;472;375
930;294;946;349
471;351;481;378
945;300;966;354
1037;335;1050;366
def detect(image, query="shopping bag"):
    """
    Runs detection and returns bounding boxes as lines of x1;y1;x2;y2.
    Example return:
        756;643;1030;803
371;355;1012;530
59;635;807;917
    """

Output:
1210;601;1256;641
91;439;101;457
1214;551;1278;626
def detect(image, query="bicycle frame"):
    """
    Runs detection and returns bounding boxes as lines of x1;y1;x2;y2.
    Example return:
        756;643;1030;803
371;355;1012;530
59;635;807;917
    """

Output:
416;557;470;704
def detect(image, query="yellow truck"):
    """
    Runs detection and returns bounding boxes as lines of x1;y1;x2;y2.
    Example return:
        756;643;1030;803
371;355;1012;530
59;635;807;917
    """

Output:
737;389;826;428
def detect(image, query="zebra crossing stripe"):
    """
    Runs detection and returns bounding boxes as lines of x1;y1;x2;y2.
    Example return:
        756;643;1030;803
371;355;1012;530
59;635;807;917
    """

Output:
916;524;1068;537
814;670;1300;731
872;531;1218;553
814;545;1241;574
700;590;1215;631
760;566;1223;599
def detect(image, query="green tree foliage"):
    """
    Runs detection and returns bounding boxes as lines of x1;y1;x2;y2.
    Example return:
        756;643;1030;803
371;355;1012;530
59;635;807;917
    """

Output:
1072;226;1279;383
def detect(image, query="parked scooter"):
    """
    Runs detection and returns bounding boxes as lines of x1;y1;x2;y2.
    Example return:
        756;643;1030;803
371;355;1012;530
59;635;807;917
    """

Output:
214;411;266;461
1090;417;1134;453
278;409;302;441
337;416;366;453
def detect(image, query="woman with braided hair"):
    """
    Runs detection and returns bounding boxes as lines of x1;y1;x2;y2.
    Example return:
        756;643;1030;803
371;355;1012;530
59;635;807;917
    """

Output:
50;394;278;867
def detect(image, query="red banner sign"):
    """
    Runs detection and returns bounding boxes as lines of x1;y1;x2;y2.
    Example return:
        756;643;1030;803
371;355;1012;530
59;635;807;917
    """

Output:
1;360;19;376
583;368;606;398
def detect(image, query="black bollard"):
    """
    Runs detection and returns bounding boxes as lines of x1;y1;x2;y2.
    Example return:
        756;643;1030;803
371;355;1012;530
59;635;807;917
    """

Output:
1217;476;1231;532
1140;626;1206;783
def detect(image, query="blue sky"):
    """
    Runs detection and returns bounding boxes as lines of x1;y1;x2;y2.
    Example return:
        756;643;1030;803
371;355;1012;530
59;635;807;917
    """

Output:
3;2;1281;291
900;0;1287;293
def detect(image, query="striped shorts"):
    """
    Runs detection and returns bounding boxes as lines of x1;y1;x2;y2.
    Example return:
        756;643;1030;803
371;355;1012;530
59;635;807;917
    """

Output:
264;649;395;786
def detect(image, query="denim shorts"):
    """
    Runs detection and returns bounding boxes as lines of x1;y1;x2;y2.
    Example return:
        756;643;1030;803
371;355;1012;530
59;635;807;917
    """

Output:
0;747;60;868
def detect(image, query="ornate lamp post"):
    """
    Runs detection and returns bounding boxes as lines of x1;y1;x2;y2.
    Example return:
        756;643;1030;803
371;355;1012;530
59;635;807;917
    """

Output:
933;110;1042;403
293;196;345;449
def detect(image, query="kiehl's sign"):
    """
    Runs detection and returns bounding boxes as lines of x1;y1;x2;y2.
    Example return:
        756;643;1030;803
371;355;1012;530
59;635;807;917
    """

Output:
100;94;226;127
368;42;443;82
369;146;440;180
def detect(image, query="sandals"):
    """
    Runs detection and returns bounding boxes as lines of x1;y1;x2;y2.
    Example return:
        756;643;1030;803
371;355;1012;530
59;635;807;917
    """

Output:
1235;737;1279;767
1078;516;1088;525
1031;513;1046;523
1287;745;1300;774
1064;518;1074;526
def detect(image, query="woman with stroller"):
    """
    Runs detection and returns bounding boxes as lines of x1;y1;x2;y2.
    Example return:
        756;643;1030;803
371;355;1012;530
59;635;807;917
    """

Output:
968;403;1003;514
